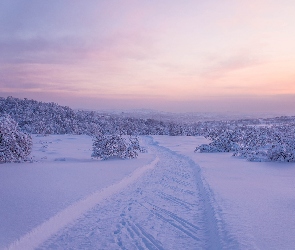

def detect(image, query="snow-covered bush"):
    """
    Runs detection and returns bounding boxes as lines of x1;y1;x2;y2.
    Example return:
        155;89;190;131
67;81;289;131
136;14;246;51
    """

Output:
266;143;295;162
195;130;239;153
240;148;269;162
194;144;218;153
129;136;147;153
196;124;295;162
92;134;143;160
0;115;32;163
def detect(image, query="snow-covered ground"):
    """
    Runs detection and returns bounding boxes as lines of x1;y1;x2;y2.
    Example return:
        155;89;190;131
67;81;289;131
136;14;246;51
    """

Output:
153;135;295;250
1;134;295;249
0;135;155;249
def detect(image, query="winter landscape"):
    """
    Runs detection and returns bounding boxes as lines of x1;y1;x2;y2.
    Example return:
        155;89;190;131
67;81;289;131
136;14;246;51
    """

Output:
1;97;295;250
1;1;295;249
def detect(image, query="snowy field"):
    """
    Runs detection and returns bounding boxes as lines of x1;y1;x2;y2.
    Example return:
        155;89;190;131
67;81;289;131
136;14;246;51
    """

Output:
1;134;295;249
0;135;155;249
153;136;295;250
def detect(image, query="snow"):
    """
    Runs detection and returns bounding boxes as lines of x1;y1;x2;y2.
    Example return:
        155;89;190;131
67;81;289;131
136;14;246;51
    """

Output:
8;158;159;250
0;134;155;249
35;136;224;250
1;134;295;249
153;135;295;250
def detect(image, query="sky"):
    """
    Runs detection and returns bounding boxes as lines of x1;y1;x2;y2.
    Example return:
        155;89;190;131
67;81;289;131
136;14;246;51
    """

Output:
1;0;295;114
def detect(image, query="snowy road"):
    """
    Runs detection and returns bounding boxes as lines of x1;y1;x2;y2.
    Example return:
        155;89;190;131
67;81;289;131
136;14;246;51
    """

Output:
6;136;239;250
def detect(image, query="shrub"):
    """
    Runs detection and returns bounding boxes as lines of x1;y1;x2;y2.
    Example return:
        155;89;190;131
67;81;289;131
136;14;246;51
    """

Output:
195;124;295;162
92;134;143;160
195;130;239;153
0;115;32;163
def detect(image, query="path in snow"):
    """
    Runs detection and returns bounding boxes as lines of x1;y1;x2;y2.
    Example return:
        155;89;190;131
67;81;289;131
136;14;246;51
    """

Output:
1;135;154;250
31;136;239;250
6;157;159;250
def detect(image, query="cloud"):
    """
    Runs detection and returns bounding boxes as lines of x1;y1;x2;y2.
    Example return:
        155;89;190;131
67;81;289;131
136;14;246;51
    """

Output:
0;0;295;115
0;0;158;66
200;51;264;80
0;30;156;66
0;63;89;93
0;37;76;64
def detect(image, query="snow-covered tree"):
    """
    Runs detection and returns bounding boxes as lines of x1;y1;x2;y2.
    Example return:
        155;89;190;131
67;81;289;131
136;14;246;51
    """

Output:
92;134;143;160
195;123;295;162
195;129;239;153
0;115;32;163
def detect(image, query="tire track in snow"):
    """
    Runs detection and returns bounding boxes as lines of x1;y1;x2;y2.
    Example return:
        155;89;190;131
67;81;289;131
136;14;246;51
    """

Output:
114;215;165;250
6;157;159;250
136;201;202;242
38;138;206;249
155;140;240;249
149;144;224;249
36;136;239;249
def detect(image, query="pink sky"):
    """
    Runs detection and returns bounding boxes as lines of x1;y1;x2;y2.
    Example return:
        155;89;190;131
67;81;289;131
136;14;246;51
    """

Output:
1;0;295;114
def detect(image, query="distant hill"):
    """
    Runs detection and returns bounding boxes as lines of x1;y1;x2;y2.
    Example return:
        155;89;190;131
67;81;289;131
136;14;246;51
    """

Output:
95;108;283;123
1;96;294;136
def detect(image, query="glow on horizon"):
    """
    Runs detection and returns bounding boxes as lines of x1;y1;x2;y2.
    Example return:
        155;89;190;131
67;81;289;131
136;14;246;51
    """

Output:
0;0;295;114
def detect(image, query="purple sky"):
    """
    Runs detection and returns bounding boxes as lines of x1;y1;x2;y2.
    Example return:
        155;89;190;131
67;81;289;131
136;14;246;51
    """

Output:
1;0;295;114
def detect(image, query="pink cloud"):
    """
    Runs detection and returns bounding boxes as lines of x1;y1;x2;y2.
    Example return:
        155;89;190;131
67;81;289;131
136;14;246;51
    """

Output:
200;51;264;80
